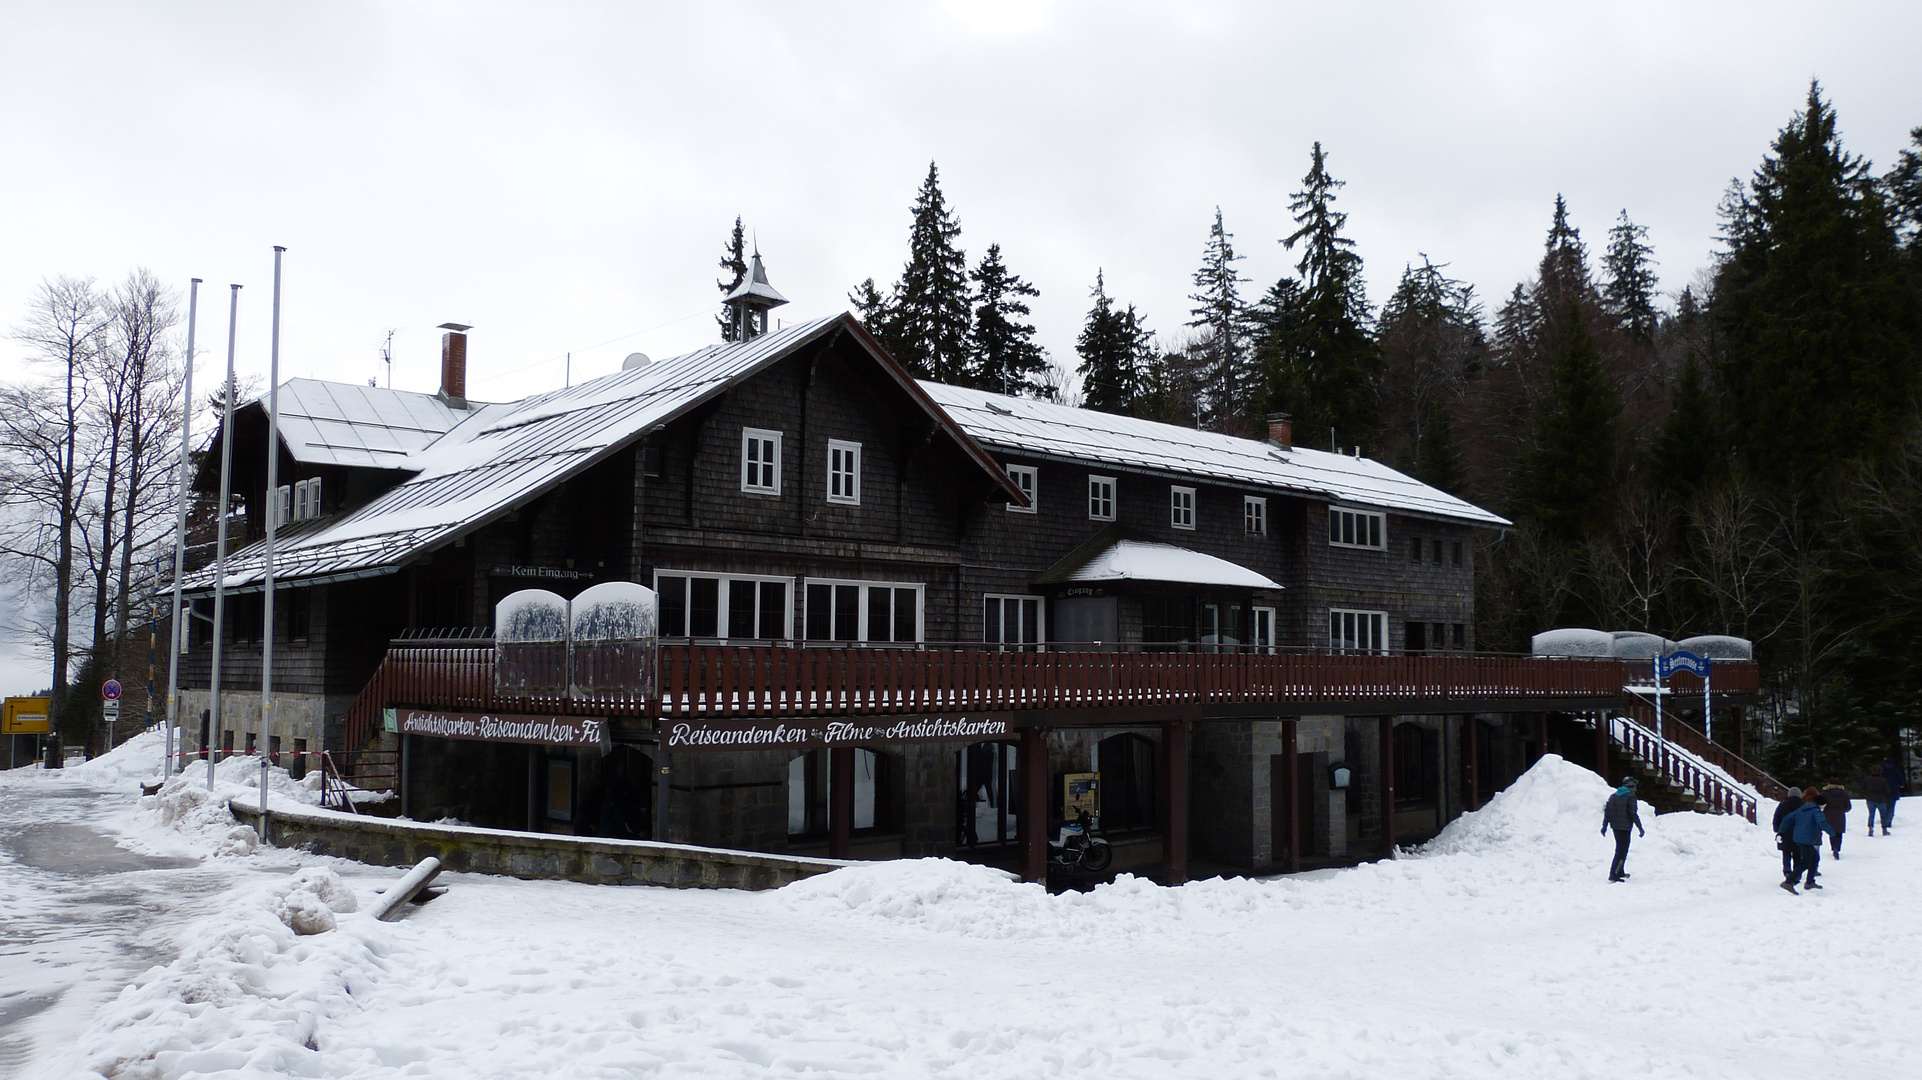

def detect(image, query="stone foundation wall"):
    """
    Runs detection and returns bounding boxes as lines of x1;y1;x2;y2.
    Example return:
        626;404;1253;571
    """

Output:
232;800;846;891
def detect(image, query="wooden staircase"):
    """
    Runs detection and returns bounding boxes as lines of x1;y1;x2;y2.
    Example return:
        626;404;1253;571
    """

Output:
1592;710;1788;822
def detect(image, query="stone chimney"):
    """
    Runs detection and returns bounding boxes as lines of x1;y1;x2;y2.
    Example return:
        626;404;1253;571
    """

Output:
438;322;471;403
1266;412;1293;449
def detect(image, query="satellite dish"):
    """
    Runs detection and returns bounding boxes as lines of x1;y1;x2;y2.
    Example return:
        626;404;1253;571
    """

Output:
622;352;652;371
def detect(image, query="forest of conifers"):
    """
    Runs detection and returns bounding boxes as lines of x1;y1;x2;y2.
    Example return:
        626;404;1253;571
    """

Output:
825;85;1922;779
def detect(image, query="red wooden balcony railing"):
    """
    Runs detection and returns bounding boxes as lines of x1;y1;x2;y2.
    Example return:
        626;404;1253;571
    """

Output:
341;643;1761;758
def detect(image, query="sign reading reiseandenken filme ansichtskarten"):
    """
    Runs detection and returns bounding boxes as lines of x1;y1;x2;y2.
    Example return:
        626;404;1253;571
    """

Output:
663;715;1013;753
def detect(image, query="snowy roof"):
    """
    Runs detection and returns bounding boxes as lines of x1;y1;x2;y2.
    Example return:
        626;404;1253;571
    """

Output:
920;383;1509;527
181;314;1016;593
1059;540;1281;590
260;379;470;469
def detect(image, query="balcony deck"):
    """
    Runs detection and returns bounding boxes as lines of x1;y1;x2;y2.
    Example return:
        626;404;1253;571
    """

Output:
343;643;1759;754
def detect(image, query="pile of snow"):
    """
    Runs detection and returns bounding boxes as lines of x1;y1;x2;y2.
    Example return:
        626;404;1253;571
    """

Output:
78;869;381;1077
1531;627;1613;657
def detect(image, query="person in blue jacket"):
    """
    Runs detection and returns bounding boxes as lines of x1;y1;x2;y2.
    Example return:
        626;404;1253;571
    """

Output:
1601;777;1645;882
1780;786;1840;894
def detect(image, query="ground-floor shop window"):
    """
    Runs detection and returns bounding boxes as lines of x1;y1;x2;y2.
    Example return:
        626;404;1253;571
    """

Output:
1328;609;1388;654
1393;723;1439;807
956;741;1020;845
1097;733;1157;831
803;579;921;643
985;595;1042;647
654;572;792;640
788;748;901;836
546;757;575;822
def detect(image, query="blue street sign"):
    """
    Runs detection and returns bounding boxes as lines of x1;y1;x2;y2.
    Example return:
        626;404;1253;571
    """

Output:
1658;651;1710;679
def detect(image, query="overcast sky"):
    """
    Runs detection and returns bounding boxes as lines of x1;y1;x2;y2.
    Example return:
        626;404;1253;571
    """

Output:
2;1;1918;698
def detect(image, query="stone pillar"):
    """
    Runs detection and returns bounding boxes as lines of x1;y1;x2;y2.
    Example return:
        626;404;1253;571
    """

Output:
1378;716;1396;856
828;746;853;859
1162;719;1190;884
1021;726;1048;882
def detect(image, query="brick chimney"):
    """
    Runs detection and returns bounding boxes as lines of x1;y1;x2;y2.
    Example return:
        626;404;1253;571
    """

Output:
1266;412;1293;449
438;322;471;403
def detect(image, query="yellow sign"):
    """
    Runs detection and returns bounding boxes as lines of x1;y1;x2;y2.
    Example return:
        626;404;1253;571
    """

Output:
1063;771;1100;818
3;697;51;735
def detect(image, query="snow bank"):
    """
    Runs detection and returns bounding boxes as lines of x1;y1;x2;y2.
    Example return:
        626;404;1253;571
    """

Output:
78;870;384;1078
1531;627;1613;657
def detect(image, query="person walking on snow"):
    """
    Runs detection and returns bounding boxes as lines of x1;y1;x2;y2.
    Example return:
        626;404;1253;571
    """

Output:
1780;787;1839;894
1602;777;1644;882
1772;788;1804;880
1880;757;1904;830
1865;769;1893;836
1820;778;1851;857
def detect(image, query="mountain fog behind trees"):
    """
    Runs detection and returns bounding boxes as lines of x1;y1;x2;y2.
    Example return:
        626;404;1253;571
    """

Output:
831;84;1922;781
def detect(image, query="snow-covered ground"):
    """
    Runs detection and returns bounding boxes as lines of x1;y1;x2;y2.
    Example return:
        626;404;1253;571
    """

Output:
5;734;1920;1078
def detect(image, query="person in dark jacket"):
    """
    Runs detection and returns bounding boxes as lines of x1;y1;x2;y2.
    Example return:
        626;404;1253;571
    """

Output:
1881;758;1904;830
1602;777;1645;882
1865;770;1893;836
1780;787;1840;894
1772;789;1804;879
1820;778;1850;856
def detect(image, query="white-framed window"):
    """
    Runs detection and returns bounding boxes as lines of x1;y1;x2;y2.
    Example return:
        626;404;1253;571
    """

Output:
741;427;782;494
1005;464;1037;514
274;484;292;527
297;477;321;521
1088;475;1116;521
1328;506;1385;550
803;578;923;643
653;571;792;640
1328;608;1388;654
1244;496;1266;536
1170;486;1196;530
827;439;861;505
1252;606;1276;652
985;594;1043;646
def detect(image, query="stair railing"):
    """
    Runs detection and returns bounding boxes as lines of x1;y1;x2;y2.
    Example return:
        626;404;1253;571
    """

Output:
1609;714;1758;823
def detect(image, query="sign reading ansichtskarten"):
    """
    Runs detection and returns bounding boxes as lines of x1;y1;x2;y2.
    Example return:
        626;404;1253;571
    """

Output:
664;714;1014;753
399;709;606;748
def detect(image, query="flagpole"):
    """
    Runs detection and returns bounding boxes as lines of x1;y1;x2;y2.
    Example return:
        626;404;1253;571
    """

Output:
1704;659;1714;746
162;278;200;780
207;285;241;790
259;247;284;835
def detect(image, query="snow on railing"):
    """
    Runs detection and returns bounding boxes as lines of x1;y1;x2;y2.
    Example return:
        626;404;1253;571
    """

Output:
1607;713;1759;822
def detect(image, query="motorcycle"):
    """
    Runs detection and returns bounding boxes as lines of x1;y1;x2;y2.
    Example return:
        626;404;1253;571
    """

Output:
1048;809;1114;873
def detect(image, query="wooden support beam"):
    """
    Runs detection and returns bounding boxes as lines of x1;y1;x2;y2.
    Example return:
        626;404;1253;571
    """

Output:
1594;710;1610;781
828;745;853;859
1379;717;1396;856
1534;712;1550;763
1281;718;1300;874
1020;725;1048;883
1463;714;1480;812
1162;719;1189;884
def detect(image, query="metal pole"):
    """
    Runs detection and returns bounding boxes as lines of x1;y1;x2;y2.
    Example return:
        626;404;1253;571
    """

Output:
1704;660;1714;746
1653;655;1664;744
163;278;200;781
258;248;284;836
207;284;241;791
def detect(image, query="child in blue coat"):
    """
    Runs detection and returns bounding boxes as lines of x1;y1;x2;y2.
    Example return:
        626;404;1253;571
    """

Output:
1779;786;1839;894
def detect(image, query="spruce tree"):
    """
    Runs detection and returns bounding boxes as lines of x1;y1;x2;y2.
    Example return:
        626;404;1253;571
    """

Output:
1376;258;1483;493
1602;210;1660;341
1076;270;1136;414
1185;208;1251;433
1278;142;1381;449
716;216;748;341
968;244;1048;396
1510;300;1620;541
1644;353;1719;497
1714;83;1912;490
1885;126;1922;249
890;162;973;383
848;278;901;355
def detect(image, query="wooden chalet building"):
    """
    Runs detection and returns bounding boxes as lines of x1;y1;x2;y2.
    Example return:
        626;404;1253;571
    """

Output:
178;259;1759;883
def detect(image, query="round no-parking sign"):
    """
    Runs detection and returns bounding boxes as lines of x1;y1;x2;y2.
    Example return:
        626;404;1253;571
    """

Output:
101;679;122;701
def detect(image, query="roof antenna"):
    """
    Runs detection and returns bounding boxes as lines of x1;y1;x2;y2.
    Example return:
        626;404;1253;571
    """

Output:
381;329;395;388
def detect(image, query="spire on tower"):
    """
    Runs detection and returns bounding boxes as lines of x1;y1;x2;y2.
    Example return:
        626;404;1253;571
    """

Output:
722;249;788;342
